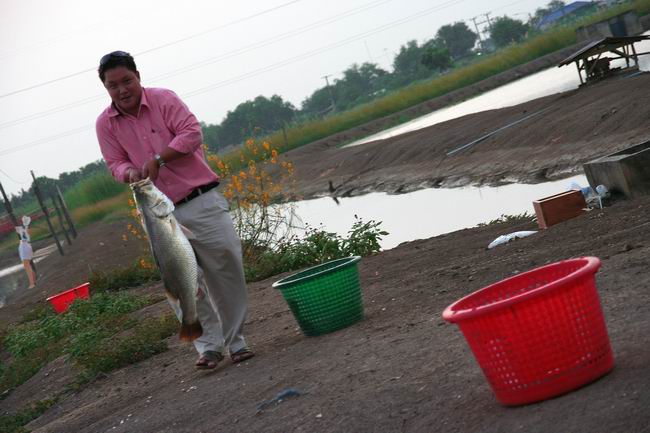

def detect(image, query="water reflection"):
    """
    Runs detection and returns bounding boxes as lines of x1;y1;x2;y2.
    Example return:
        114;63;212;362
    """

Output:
293;175;587;250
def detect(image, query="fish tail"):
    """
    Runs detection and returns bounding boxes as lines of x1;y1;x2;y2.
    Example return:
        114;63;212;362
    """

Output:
179;321;203;342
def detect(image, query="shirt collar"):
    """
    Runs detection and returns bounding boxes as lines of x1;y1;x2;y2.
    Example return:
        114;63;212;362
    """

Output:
107;87;149;118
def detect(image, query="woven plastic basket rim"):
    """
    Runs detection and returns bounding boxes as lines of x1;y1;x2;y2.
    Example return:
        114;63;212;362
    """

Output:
442;256;601;323
46;282;90;302
272;256;361;290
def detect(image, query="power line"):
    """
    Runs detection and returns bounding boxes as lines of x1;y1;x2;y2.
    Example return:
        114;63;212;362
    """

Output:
0;0;468;157
0;0;394;131
0;0;305;100
0;167;30;185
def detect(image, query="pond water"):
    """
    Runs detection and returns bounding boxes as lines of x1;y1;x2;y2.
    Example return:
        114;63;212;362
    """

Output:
0;244;57;308
292;174;588;250
347;34;650;148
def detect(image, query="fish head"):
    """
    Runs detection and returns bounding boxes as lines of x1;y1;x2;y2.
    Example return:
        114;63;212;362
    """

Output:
130;178;175;218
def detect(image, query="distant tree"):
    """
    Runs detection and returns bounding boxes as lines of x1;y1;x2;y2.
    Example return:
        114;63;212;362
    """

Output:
300;87;335;118
208;95;296;149
392;40;431;85
334;62;388;110
300;62;388;117
201;121;222;152
420;41;452;71
436;22;477;59
490;16;529;48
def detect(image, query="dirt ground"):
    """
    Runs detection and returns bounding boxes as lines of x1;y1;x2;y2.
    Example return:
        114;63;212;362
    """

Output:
288;71;650;200
1;192;650;433
2;49;650;432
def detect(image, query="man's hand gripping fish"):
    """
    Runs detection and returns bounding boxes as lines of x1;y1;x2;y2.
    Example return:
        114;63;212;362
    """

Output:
130;179;203;342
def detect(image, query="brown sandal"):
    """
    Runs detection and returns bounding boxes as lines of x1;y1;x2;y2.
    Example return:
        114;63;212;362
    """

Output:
230;348;255;363
195;351;223;369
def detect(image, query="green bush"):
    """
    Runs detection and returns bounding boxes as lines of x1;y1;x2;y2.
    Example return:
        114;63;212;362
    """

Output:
245;217;387;281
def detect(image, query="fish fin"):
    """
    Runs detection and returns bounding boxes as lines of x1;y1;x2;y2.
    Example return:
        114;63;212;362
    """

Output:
179;321;203;342
164;288;178;301
179;223;196;240
149;194;175;218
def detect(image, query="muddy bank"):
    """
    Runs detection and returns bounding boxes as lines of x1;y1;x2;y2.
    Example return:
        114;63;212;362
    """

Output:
285;71;650;199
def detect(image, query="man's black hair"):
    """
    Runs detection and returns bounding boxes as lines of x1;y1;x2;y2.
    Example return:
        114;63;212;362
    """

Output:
98;51;137;82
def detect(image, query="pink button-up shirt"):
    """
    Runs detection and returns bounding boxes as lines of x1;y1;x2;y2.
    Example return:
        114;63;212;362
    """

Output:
96;87;218;203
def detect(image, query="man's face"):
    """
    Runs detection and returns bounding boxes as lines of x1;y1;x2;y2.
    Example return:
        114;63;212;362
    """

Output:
103;66;142;115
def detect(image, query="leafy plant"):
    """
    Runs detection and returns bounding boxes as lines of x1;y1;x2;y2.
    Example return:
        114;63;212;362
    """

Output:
245;216;388;281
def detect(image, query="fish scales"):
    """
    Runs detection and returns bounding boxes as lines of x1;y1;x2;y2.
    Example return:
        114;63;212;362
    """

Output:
130;179;203;342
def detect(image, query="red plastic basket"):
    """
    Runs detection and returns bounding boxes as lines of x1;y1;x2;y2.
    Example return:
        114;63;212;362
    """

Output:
442;257;614;406
46;282;91;314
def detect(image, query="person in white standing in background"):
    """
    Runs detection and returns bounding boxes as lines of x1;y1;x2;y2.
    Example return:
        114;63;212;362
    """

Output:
15;215;36;289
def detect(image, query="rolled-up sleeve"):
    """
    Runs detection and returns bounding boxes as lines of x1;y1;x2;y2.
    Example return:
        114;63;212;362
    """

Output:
160;89;203;154
96;116;136;183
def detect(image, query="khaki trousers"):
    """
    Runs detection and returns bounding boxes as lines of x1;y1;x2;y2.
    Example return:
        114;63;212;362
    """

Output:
171;189;249;356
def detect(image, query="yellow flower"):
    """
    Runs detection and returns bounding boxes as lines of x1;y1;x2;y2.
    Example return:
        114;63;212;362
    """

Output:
262;141;270;151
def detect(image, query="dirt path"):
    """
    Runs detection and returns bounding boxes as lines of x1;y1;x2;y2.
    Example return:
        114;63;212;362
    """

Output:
287;72;650;200
1;192;649;432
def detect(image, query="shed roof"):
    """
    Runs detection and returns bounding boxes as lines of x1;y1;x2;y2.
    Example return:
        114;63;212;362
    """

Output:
558;35;650;66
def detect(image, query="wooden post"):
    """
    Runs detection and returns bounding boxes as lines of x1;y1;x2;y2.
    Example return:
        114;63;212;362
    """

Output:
282;124;289;148
575;61;584;84
30;171;64;256
51;195;72;245
0;180;19;229
631;42;639;68
55;185;77;238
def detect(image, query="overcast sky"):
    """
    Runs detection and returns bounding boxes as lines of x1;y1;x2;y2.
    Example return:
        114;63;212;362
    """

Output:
0;0;551;197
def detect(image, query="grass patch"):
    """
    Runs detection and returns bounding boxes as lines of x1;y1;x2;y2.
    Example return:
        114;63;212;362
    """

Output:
63;171;128;210
89;260;161;293
72;314;178;375
69;192;130;227
0;398;58;433
0;292;172;399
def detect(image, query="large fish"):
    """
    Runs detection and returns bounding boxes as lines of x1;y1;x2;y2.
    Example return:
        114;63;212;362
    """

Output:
130;178;203;342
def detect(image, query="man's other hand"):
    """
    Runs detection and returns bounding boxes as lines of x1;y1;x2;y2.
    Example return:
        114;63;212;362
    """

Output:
127;167;142;183
142;159;160;181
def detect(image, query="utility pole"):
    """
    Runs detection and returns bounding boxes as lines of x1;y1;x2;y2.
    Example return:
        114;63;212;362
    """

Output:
484;12;493;32
322;74;336;113
30;170;64;256
364;40;374;63
471;17;485;51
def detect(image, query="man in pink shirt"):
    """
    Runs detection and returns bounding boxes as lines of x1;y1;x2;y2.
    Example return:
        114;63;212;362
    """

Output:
96;51;254;369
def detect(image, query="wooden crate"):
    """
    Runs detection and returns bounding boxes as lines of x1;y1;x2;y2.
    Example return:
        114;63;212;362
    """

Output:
533;190;587;229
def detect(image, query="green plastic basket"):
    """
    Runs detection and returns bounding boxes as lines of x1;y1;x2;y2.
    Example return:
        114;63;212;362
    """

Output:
273;256;364;336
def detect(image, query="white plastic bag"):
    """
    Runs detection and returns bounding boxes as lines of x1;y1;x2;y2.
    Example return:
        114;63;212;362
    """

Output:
487;231;537;249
